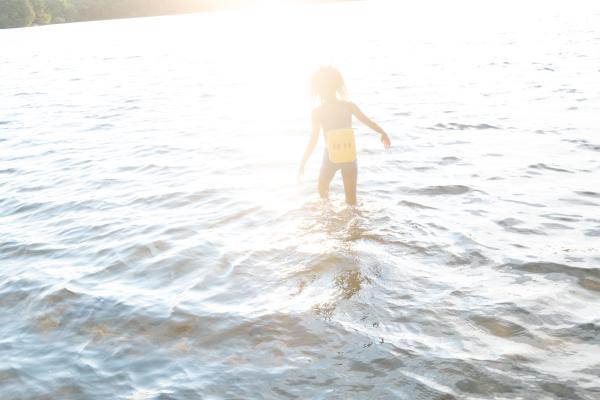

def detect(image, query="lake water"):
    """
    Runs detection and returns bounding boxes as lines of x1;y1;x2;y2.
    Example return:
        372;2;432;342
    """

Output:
1;0;600;398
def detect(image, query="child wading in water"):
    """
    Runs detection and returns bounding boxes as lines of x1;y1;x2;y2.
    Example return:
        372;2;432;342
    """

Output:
299;66;391;205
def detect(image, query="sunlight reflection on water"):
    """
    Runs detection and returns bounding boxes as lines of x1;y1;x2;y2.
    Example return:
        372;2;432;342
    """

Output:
1;0;600;399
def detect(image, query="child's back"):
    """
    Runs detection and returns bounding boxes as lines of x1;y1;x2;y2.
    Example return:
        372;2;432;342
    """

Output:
316;100;352;134
299;66;391;205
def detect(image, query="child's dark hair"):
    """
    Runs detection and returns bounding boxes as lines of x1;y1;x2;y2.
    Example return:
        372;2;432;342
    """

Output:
311;65;347;102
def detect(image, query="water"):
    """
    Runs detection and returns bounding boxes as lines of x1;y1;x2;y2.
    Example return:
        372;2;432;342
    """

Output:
1;0;600;398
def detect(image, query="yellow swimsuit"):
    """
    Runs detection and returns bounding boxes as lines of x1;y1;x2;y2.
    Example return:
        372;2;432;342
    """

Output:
325;128;357;163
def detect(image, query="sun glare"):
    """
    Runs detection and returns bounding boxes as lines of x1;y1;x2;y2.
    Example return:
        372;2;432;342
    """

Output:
253;0;289;8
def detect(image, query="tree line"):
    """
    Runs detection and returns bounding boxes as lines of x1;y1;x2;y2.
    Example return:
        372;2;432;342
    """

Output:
0;0;346;29
0;0;224;29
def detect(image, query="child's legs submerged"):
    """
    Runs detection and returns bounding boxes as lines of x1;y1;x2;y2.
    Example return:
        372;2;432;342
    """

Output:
341;161;358;205
318;151;338;199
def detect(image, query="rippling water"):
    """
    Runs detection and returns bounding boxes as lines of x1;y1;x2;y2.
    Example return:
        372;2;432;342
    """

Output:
2;1;600;399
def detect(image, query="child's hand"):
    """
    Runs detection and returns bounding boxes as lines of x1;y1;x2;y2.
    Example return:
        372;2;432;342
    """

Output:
381;133;391;149
298;164;305;182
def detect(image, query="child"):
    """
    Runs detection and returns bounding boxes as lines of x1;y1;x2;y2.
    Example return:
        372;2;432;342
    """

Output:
299;66;391;205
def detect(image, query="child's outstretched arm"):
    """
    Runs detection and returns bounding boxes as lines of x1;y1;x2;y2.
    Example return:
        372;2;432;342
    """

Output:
349;102;391;149
299;109;321;179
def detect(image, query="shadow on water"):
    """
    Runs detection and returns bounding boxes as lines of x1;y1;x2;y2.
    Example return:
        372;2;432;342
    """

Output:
319;201;369;243
297;200;373;319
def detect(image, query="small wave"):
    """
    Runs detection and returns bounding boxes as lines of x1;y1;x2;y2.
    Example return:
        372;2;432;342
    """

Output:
0;277;51;308
575;191;600;198
16;185;51;193
0;240;68;259
540;222;574;230
438;156;461;165
3;201;45;216
528;163;573;173
444;249;490;267
99;113;123;120
398;200;437;209
409;185;472;196
129;191;192;209
355;233;429;254
14;92;44;96
541;383;586;400
497;218;546;235
428;123;500;131
86;123;114;131
559;197;599;207
412;166;434;172
208;205;262;228
556;88;579;93
469;315;530;339
455;378;513;396
544;323;600;344
580;142;600;152
506;262;600;292
503;199;546;208
542;213;581;222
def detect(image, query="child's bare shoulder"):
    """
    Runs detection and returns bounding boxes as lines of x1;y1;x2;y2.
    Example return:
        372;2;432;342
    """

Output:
344;100;358;110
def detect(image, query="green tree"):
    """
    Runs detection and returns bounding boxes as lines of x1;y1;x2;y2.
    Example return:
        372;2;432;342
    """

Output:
0;0;36;28
30;0;51;25
0;0;248;28
44;0;76;23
